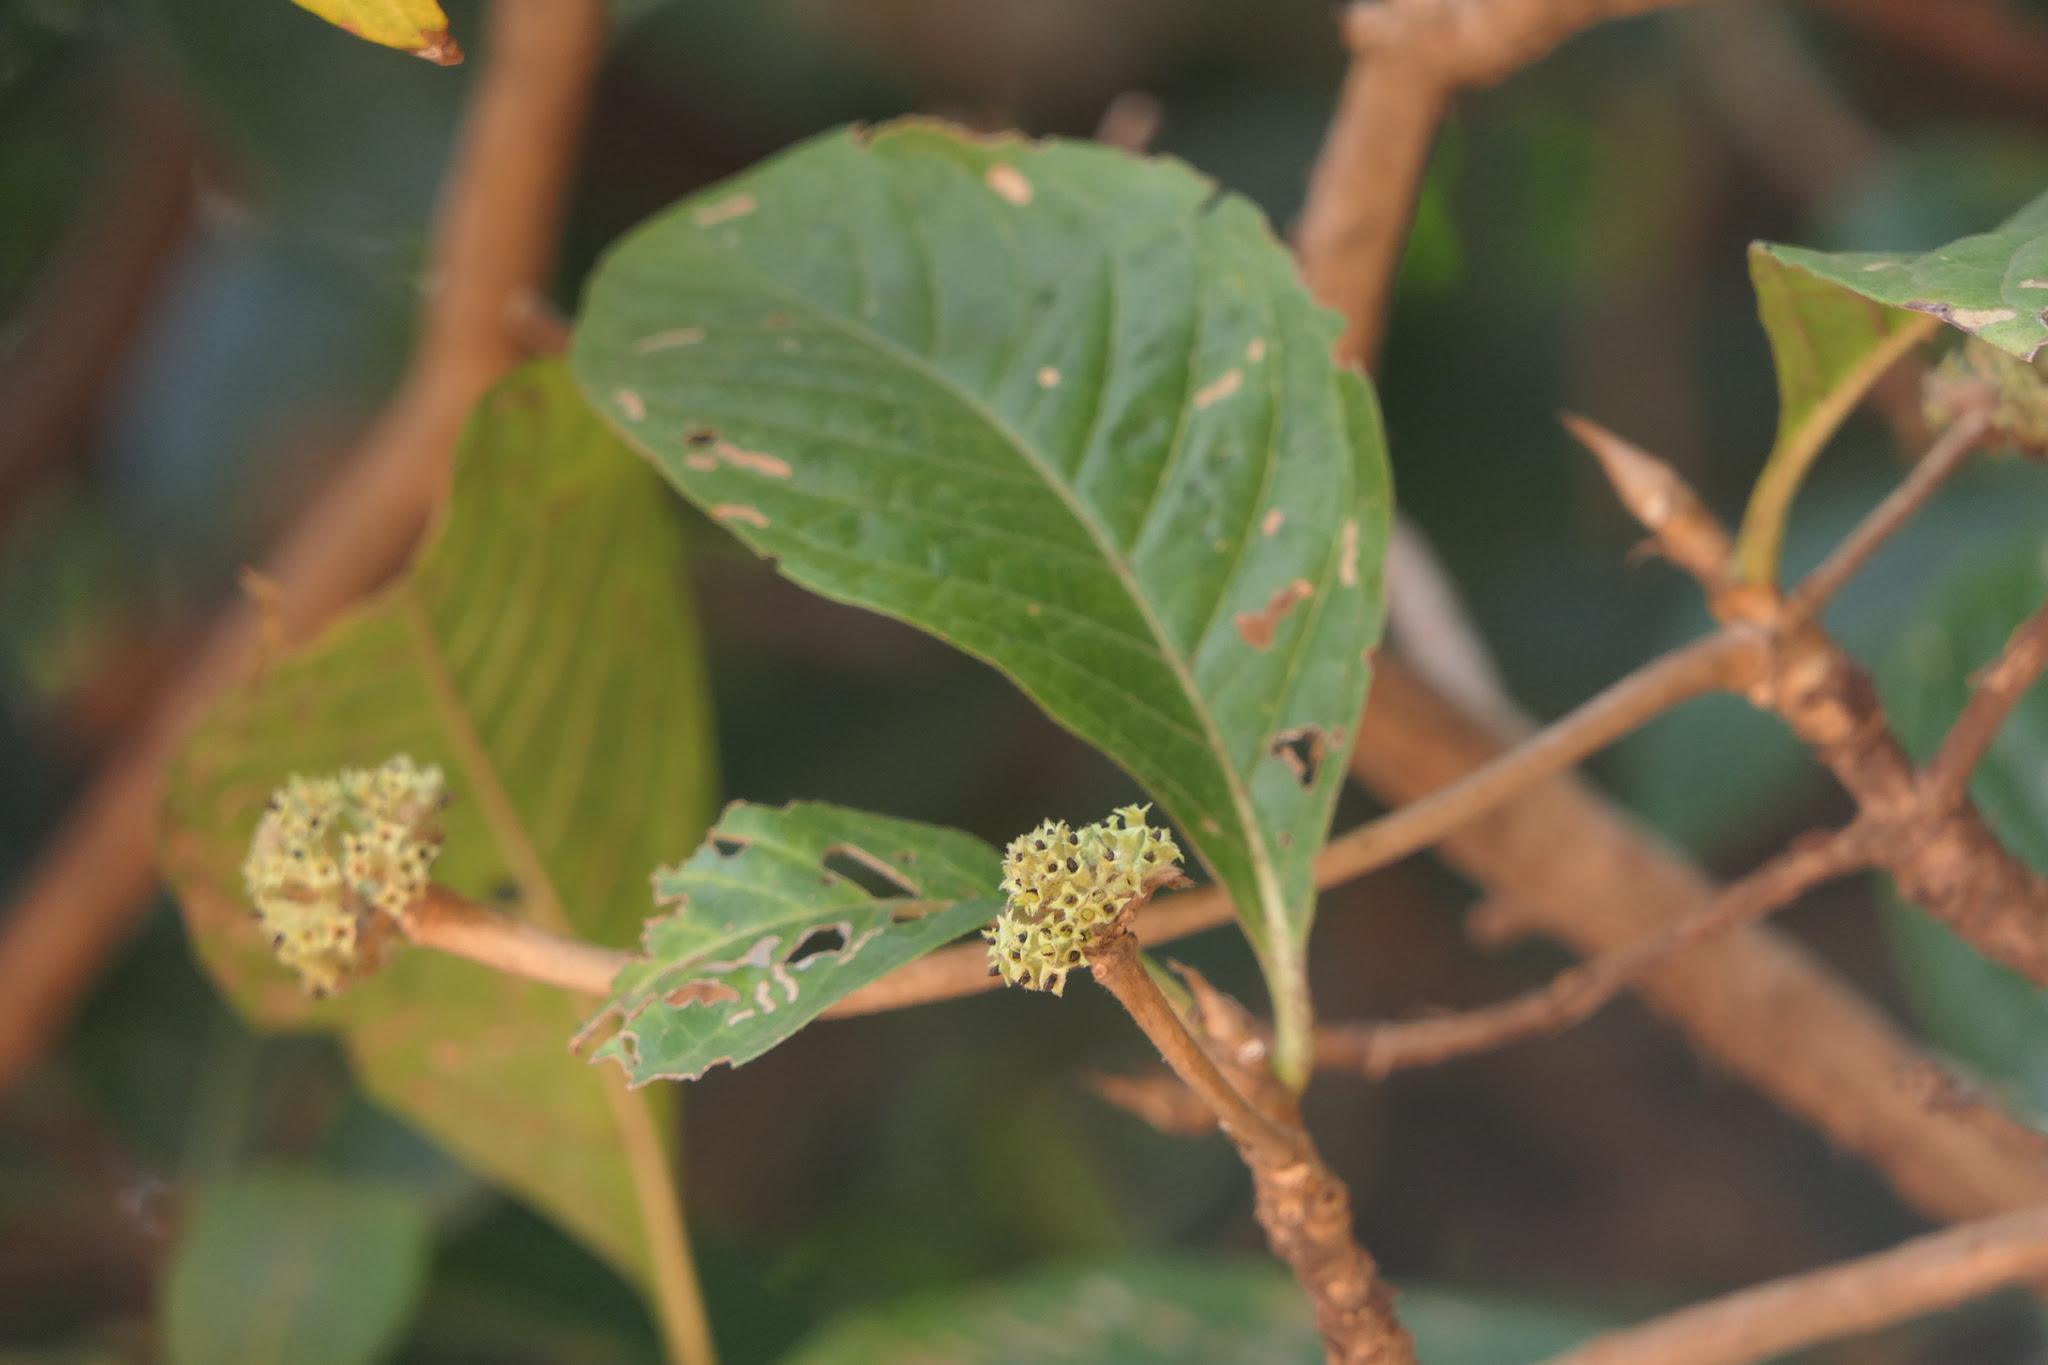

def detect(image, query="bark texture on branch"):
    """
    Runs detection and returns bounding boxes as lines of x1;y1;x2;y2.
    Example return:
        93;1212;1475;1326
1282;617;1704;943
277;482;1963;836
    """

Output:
1089;933;1414;1365
1573;414;2048;993
1351;656;2048;1226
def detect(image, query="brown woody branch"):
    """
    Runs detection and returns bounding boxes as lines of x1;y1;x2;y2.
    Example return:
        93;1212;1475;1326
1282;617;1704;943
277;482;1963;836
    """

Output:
1539;1202;2048;1365
1296;0;1689;369
1350;654;2048;1227
1570;410;2048;989
0;0;609;1097
1922;595;2048;816
1089;926;1414;1365
1318;823;1873;1079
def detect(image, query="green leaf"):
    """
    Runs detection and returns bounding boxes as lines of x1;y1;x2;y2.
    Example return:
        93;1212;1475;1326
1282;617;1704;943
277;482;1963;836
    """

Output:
163;360;719;1288
1733;243;1940;583
283;0;460;63
1761;188;2048;363
1880;536;2048;1110
162;1167;431;1365
583;801;1002;1085
571;121;1391;1084
777;1257;1607;1365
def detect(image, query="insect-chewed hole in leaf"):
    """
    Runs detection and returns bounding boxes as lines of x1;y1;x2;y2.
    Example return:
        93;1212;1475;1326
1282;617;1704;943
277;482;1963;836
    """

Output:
1269;725;1327;787
685;426;720;448
664;979;743;1009
820;844;919;899
785;924;849;965
711;834;750;857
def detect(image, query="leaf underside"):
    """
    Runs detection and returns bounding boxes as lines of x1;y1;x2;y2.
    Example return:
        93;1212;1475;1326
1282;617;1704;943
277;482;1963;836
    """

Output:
163;360;719;1286
571;121;1391;1023
1760;187;2048;361
1734;244;1939;581
583;801;1002;1086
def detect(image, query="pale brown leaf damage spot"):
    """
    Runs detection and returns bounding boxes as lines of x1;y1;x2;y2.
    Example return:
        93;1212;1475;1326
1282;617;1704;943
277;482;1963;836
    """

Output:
613;388;645;422
695;194;758;227
1234;579;1314;650
1193;368;1243;410
635;327;706;353
1246;337;1267;363
1037;366;1061;388
684;455;719;472
1908;300;2018;330
714;441;793;478
986;163;1034;206
713;504;771;528
1340;518;1360;586
1261;508;1284;537
664;979;741;1009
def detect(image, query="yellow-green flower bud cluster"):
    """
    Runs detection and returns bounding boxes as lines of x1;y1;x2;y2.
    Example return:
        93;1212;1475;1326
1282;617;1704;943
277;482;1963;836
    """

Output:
240;756;446;995
985;805;1182;996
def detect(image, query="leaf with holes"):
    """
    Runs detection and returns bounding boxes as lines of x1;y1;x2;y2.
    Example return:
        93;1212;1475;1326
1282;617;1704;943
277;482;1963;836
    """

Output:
581;801;1001;1085
1761;187;2048;363
1733;244;1940;582
162;360;719;1293
572;121;1390;1083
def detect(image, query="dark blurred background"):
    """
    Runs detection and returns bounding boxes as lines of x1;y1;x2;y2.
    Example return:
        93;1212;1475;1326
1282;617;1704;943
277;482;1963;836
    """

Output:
5;0;2048;1360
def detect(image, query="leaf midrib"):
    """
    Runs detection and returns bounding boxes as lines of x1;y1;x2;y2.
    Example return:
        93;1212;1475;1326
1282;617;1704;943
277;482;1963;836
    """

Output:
661;201;1284;939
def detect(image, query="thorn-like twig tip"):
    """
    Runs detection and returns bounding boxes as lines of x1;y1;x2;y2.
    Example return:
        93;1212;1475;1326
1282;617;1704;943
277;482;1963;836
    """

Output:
1563;412;1735;593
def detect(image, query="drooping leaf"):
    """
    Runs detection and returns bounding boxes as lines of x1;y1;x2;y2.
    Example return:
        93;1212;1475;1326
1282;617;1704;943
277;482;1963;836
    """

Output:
161;1167;431;1365
163;360;719;1288
582;801;1001;1085
1880;535;2048;1112
572;121;1391;1082
282;0;461;63
1733;244;1939;583
777;1257;1607;1365
1761;188;2048;363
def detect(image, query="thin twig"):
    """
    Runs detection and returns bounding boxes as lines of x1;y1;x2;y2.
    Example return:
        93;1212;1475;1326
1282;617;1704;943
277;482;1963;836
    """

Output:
1315;631;1765;888
1538;1202;2048;1365
1090;930;1415;1365
1318;824;1872;1079
1922;596;2048;816
0;0;608;1097
1787;404;1994;620
399;884;628;996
